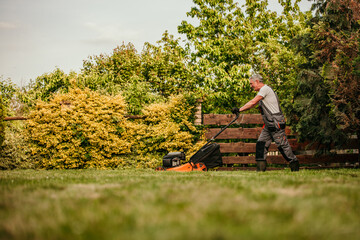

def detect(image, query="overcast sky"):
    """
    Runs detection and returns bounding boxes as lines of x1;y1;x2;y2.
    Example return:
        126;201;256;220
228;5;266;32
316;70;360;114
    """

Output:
0;0;312;87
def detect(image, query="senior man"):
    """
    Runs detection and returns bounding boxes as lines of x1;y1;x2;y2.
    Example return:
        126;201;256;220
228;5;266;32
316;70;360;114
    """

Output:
232;74;300;172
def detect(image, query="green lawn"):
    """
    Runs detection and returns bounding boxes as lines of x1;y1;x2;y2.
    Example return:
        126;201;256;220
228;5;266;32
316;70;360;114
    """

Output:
1;169;359;240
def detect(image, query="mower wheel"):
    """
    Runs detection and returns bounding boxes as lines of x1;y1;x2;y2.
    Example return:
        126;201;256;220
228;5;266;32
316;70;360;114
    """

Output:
155;166;166;171
193;162;207;171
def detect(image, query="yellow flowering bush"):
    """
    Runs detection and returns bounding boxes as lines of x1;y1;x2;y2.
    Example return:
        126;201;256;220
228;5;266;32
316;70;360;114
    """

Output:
26;87;204;169
136;95;202;155
26;87;135;169
119;94;206;168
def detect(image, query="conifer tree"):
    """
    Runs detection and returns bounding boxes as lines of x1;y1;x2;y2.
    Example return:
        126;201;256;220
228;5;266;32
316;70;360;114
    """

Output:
290;0;360;161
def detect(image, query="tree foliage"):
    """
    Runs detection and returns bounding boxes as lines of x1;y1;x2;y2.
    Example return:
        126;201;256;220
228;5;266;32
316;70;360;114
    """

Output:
178;0;309;113
81;43;142;93
80;43;163;115
313;0;360;136
289;0;360;153
18;0;309;116
0;76;18;114
19;68;75;107
75;38;195;114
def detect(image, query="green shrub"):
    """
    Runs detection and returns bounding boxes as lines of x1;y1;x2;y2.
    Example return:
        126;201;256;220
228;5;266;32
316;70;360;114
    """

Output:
26;86;133;169
0;95;4;147
26;86;204;169
0;121;34;170
133;94;205;157
113;94;205;169
0;77;17;148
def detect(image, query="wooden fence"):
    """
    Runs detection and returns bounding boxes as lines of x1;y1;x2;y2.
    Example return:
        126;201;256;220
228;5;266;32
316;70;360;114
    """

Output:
203;114;359;170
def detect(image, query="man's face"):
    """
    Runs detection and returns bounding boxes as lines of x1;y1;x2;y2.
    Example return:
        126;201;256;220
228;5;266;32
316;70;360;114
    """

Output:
250;79;261;92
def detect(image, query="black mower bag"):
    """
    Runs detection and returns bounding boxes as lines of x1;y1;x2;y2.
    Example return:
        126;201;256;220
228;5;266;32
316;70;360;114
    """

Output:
190;142;222;169
157;113;239;171
189;113;241;169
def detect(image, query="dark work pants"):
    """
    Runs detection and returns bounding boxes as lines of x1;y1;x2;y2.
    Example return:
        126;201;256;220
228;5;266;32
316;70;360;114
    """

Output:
256;126;297;162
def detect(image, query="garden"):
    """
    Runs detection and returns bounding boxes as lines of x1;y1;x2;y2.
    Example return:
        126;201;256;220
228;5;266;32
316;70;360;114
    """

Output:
1;1;359;238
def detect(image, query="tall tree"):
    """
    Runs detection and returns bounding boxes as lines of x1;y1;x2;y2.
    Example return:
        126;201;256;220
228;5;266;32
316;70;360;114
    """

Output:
178;0;308;113
140;32;196;97
18;68;75;108
290;0;360;160
316;0;360;161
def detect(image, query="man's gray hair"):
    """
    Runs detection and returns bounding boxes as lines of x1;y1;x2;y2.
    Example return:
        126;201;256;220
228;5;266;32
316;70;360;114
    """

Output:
250;74;263;83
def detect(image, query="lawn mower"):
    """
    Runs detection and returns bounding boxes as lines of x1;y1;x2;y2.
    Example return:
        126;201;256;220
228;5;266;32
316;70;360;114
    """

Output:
156;112;240;172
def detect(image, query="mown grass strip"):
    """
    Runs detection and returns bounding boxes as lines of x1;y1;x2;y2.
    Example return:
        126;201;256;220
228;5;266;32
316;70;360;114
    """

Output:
1;169;359;240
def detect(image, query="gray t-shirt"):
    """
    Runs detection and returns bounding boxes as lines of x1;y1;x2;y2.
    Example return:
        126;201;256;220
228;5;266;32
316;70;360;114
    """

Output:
257;85;280;114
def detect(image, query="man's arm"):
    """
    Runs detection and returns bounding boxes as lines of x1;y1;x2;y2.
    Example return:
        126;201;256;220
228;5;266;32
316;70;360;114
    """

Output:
239;95;264;112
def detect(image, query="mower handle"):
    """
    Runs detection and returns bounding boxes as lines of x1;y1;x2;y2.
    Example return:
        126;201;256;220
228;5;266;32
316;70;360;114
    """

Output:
187;113;241;165
206;113;240;145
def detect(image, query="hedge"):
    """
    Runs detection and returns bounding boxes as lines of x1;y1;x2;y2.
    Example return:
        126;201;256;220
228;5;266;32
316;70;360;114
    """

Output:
26;86;204;169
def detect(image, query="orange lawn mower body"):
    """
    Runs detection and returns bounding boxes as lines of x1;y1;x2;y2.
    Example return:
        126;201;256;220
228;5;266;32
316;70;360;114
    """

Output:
156;162;207;172
155;113;240;172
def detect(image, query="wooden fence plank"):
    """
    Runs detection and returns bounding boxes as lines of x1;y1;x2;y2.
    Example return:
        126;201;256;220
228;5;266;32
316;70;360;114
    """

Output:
205;127;261;139
218;138;359;153
203;114;263;125
3;117;27;121
293;138;359;151
216;167;284;171
205;127;294;139
218;141;297;153
222;156;286;164
222;154;358;165
3;115;146;121
219;142;257;153
216;166;357;171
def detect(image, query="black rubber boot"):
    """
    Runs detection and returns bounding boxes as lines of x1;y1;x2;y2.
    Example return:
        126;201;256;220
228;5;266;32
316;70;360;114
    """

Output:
256;160;267;172
289;160;300;172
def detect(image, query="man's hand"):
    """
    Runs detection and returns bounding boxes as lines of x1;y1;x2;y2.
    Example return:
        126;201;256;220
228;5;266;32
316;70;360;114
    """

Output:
231;107;240;114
